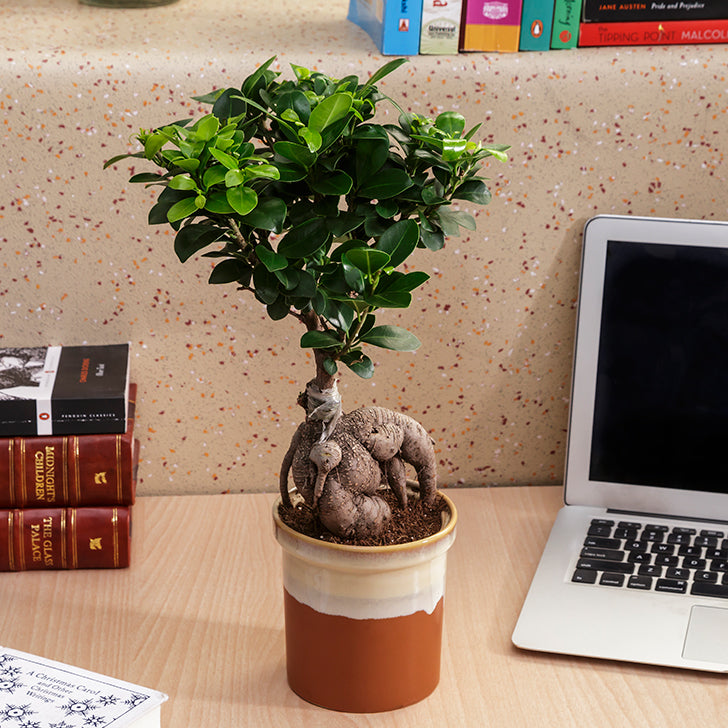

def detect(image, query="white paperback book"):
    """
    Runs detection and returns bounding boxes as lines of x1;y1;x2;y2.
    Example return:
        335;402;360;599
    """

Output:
0;646;167;727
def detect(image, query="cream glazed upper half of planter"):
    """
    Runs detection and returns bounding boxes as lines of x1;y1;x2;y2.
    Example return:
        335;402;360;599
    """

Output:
273;491;457;620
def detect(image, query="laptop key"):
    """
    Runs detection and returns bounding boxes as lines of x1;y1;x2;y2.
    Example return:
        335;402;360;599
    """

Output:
600;573;626;587
577;558;634;574
655;578;688;594
572;569;597;584
584;536;622;550
628;575;652;590
694;571;719;583
690;582;728;599
580;547;624;561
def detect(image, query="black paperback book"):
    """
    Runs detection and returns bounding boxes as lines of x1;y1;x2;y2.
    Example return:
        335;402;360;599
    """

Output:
0;343;130;436
582;0;728;23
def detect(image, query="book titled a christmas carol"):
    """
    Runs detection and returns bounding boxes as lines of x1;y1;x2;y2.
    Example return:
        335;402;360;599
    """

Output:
0;646;167;727
0;344;130;437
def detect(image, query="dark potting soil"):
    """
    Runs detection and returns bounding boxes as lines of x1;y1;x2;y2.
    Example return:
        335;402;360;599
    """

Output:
278;489;449;546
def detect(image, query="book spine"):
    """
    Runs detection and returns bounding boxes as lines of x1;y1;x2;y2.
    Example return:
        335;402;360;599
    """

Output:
519;0;555;49
0;506;131;570
382;0;424;54
0;434;137;508
420;0;463;53
0;383;138;508
578;17;728;45
460;0;524;51
551;0;584;47
582;0;728;23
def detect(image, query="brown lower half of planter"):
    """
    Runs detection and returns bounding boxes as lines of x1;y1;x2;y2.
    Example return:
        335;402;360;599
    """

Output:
284;590;444;713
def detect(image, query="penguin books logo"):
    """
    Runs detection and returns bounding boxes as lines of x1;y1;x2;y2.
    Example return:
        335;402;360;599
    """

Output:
482;1;508;19
530;19;543;39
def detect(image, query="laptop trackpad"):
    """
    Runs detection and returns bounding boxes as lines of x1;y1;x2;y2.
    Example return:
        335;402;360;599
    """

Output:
683;606;728;665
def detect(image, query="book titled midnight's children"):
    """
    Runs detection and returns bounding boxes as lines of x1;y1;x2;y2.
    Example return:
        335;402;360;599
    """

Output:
0;344;130;437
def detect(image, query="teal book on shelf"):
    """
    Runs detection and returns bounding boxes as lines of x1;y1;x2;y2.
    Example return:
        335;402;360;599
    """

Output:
551;0;583;48
519;0;554;50
348;0;423;55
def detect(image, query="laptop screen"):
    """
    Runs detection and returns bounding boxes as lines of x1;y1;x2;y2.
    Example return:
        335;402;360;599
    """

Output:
565;216;728;519
590;240;728;494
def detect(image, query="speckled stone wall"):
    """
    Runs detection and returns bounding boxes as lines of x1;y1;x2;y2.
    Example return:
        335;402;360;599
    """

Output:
2;0;728;496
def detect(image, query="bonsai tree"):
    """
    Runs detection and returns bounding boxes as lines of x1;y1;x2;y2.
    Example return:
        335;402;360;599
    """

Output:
106;57;508;541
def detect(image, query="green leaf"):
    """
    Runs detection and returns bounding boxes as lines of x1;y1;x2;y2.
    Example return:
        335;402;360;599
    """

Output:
225;169;246;187
308;93;353;133
241;197;287;232
442;138;468;162
382;270;430;292
226;186;258;216
204;191;235;214
299;127;322;152
195;114;220;141
277;218;330;259
366;290;412;308
435;111;466;136
359;325;421;351
438;208;476;234
344;248;391;276
255;245;288;272
166;196;200;223
362;58;407;89
452;180;492;205
375;218;419;268
323;358;338;376
266;297;290;321
169;174;197;191
127;172;164;184
144;132;169;159
252;264;280;304
209;258;245;284
174;224;226;263
300;330;341;349
210;147;239;170
203;165;228;188
342;352;374;379
310;171;353;196
359;169;413;200
274;141;316;168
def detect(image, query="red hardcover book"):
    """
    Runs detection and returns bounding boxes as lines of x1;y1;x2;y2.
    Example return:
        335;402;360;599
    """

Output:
0;506;131;570
0;384;138;508
579;18;728;46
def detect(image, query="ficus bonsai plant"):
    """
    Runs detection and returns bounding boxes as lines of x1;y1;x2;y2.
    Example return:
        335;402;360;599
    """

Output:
106;56;508;543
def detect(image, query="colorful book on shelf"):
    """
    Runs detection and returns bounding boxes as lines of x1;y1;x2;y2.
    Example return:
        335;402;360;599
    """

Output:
582;0;728;23
460;0;523;51
0;343;130;437
0;646;167;727
348;0;423;54
579;17;728;45
0;384;138;508
551;0;584;47
0;505;131;570
420;0;463;53
519;0;555;50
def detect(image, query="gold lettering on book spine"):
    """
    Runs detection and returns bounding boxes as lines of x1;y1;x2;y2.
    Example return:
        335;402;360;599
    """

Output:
19;439;27;506
112;508;119;567
72;436;80;505
6;440;15;508
6;511;15;571
66;509;73;569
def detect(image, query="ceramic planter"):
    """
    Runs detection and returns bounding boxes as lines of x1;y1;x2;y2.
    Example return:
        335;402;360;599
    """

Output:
273;492;457;713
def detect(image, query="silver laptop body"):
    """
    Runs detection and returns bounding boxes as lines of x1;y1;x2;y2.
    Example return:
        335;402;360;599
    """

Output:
512;215;728;672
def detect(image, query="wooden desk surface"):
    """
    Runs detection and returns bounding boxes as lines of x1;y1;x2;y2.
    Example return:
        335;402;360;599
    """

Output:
2;487;725;726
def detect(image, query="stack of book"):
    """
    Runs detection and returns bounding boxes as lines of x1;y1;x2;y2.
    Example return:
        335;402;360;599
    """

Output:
0;344;137;571
348;0;728;54
579;0;728;47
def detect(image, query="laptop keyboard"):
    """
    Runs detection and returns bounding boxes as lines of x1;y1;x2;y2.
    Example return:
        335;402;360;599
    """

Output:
572;518;728;599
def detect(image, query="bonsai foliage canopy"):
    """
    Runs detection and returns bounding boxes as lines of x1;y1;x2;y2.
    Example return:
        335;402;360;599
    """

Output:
106;57;508;391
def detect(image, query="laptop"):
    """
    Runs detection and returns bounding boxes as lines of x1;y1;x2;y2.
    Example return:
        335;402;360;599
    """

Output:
512;214;728;673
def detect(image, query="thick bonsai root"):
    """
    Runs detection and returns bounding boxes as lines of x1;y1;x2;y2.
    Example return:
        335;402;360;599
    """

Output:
279;394;439;540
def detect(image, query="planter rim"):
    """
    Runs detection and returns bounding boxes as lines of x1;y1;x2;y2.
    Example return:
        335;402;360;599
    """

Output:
272;489;457;554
